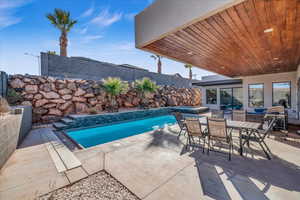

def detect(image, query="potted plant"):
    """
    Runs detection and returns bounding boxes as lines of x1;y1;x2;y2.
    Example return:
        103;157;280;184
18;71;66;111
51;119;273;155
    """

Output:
0;97;11;119
134;77;158;109
102;77;128;112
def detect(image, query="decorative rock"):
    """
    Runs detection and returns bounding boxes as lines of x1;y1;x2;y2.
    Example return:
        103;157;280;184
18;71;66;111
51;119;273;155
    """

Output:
62;95;72;100
21;101;32;106
74;88;86;96
50;99;66;104
44;103;57;109
25;85;38;94
35;99;49;107
48;108;62;116
39;83;52;92
40;91;60;99
67;82;77;91
75;103;89;113
88;98;98;106
34;94;43;100
58;88;72;95
24;94;34;100
59;102;72;110
10;78;25;88
33;107;48;115
72;96;87;103
84;93;95;98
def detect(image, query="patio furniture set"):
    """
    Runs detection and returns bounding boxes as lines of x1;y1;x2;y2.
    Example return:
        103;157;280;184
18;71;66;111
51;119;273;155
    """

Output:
173;107;284;161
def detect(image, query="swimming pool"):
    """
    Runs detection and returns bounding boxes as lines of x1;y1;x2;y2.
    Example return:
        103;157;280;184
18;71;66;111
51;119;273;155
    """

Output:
66;115;177;148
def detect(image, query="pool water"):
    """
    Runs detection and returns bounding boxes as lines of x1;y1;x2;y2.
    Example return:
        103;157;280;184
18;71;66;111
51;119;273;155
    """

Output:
66;115;177;148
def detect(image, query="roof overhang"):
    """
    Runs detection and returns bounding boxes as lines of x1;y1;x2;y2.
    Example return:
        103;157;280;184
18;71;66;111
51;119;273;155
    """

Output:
192;79;242;87
135;0;300;77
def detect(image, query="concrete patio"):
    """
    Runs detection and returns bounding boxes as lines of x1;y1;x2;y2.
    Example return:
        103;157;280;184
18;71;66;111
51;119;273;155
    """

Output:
1;123;300;200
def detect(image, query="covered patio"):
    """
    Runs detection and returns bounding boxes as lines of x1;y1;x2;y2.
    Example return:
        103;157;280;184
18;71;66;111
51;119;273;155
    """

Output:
135;0;300;118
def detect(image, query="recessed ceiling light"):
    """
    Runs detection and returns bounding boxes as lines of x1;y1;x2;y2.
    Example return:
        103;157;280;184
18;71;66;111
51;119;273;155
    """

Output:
273;57;279;60
264;28;274;33
187;52;193;55
220;66;225;69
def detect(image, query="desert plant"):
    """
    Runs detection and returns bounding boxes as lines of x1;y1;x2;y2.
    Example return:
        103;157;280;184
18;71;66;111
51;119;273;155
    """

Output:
151;54;163;74
0;97;11;115
134;78;158;109
6;88;23;106
102;77;128;112
184;64;193;80
46;9;77;57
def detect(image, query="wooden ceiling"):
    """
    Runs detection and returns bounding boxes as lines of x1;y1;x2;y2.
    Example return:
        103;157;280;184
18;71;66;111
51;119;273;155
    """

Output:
142;0;300;77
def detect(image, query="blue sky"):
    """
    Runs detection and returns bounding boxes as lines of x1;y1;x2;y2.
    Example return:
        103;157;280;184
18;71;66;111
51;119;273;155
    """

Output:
0;0;214;79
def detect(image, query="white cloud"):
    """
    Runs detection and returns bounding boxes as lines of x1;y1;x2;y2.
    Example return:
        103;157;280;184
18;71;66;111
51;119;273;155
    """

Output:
79;26;88;34
114;42;135;51
124;13;136;21
0;0;31;29
82;35;103;44
80;5;94;18
90;8;122;27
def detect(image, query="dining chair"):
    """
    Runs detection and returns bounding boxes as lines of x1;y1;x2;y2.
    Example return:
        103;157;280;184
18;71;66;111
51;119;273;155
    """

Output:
185;117;207;152
207;118;233;160
172;112;187;138
241;118;276;160
232;110;246;122
211;109;224;119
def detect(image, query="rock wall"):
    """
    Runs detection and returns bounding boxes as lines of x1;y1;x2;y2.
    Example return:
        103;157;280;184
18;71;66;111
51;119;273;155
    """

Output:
8;75;202;123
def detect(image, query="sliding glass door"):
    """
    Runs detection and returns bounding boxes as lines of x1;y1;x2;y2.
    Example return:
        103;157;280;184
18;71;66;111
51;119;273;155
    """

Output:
220;87;243;110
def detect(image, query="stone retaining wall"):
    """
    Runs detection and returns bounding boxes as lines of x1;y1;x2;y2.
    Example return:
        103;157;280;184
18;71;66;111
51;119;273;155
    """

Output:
8;75;202;123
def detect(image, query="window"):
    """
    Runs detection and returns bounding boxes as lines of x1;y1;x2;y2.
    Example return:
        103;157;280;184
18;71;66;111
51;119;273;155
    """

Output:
248;84;264;107
220;88;243;110
272;82;291;108
206;88;217;104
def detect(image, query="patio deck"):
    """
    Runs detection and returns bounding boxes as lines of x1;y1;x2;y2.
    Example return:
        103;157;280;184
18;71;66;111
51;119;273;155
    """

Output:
1;123;300;199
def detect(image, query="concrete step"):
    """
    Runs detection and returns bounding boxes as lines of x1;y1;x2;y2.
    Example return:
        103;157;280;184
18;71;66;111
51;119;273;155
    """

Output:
60;118;74;125
53;122;68;130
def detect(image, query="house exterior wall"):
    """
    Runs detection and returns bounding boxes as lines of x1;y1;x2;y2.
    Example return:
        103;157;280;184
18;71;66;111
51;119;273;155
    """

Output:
199;84;243;110
199;71;298;117
241;72;297;115
135;0;244;47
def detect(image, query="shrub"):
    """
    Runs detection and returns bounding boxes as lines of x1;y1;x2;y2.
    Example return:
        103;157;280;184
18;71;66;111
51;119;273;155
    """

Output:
134;78;158;109
0;97;11;114
102;77;128;112
6;88;23;106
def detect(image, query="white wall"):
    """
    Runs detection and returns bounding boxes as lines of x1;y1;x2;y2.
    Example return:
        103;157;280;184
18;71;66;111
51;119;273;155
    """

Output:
135;0;244;47
199;72;298;117
241;72;297;115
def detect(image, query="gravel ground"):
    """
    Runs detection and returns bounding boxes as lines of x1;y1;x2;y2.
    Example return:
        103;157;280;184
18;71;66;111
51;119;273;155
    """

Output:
38;171;140;200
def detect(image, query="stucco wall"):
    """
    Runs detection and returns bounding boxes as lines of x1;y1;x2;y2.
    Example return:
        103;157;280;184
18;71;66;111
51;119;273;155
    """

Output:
0;106;32;169
242;72;298;115
40;53;192;88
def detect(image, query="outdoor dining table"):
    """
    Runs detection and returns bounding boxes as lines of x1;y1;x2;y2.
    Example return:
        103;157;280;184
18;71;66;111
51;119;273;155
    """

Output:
198;117;261;156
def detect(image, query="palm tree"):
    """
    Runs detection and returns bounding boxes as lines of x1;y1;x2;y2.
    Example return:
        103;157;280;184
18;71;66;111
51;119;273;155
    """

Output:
184;64;193;80
102;77;129;112
134;78;158;109
46;9;77;57
151;54;163;74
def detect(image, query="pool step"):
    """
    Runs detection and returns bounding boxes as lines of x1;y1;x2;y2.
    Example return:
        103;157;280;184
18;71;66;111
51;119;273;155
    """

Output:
53;122;68;130
60;117;74;125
